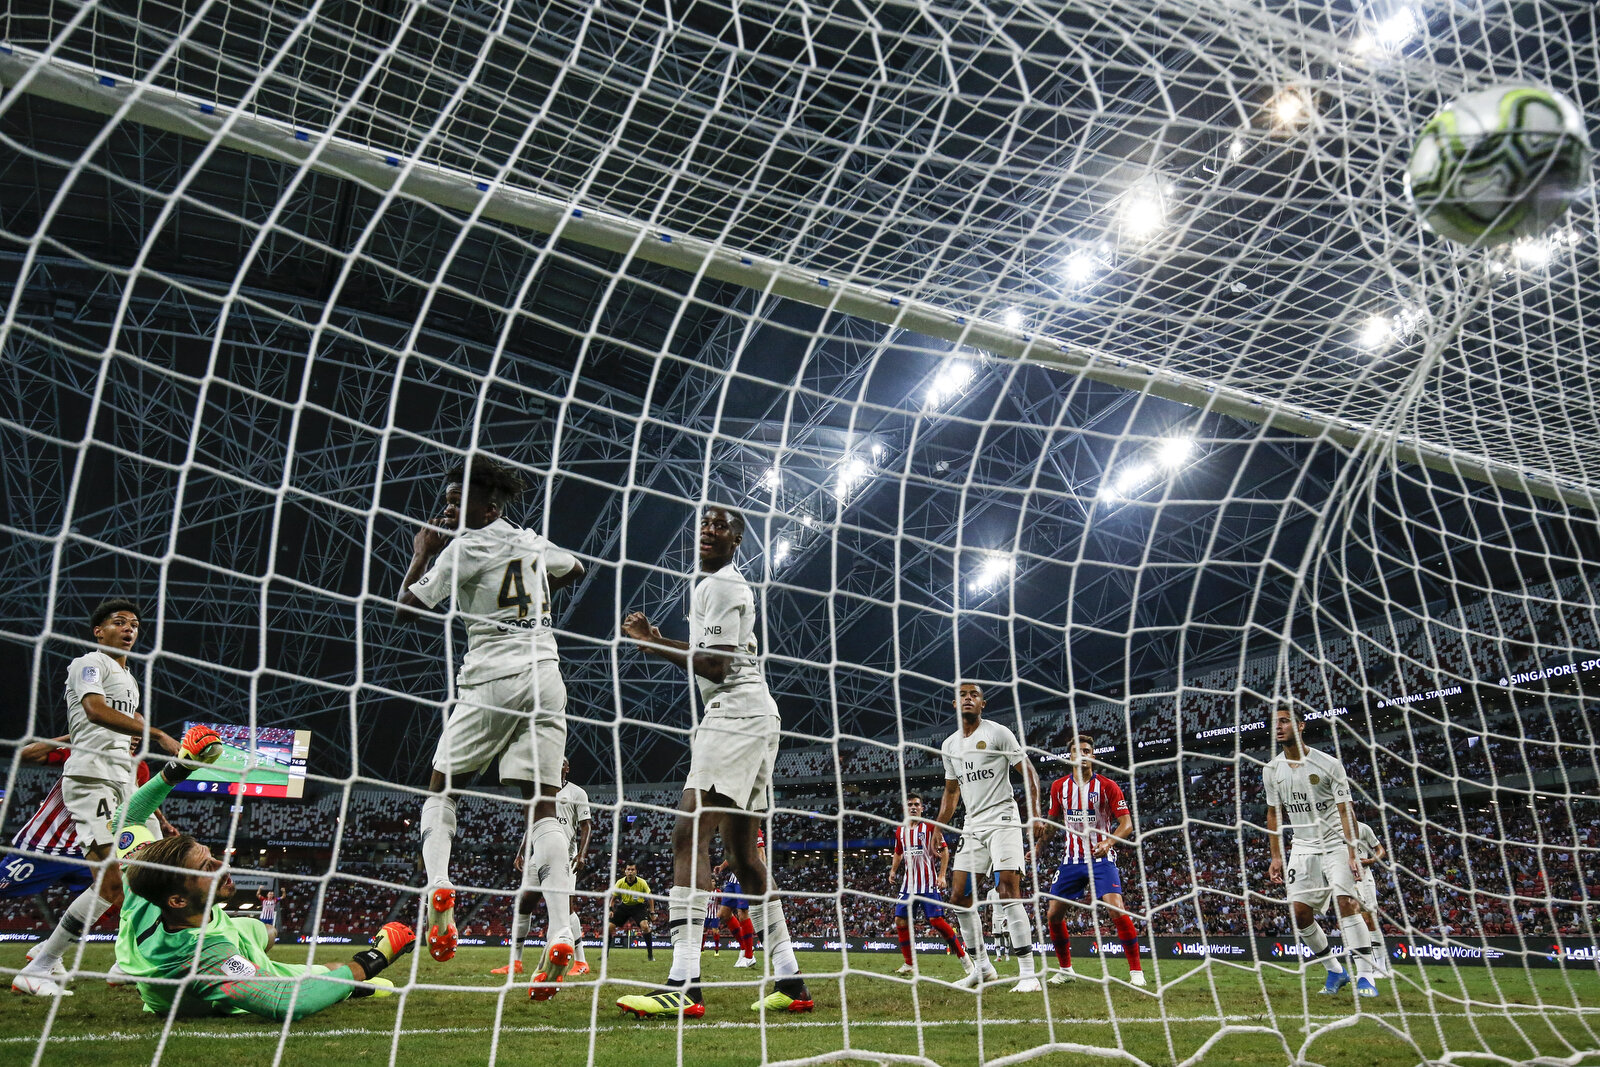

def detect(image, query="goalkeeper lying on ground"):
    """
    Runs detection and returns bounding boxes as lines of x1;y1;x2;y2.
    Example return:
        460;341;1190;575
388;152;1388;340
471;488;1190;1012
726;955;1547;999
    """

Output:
112;724;414;1020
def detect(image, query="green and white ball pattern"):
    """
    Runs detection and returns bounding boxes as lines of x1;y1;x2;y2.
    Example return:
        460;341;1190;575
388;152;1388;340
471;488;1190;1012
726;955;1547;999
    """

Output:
1406;84;1592;247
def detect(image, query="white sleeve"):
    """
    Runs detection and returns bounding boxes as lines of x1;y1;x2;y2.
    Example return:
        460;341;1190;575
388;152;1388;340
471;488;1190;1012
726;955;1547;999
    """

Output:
66;655;107;701
994;725;1023;762
942;742;961;783
1328;757;1352;804
575;792;592;824
540;539;578;579
1360;822;1378;850
695;577;747;648
408;541;462;608
1263;765;1279;808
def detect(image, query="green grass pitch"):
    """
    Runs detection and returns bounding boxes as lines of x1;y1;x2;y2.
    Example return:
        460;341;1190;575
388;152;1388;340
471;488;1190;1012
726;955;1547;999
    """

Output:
6;945;1598;1066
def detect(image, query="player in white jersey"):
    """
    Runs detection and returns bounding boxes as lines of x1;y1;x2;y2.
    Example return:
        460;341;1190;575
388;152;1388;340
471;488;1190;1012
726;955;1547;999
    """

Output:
497;758;595;979
13;599;181;997
617;505;813;1019
1264;706;1377;997
1353;818;1389;976
935;681;1043;993
396;457;586;999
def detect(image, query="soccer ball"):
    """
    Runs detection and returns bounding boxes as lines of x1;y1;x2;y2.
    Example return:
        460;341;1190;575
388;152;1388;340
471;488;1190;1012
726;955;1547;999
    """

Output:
1405;84;1591;247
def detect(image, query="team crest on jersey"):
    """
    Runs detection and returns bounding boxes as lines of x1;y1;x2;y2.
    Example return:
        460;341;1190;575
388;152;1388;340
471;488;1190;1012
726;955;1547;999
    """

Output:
1308;774;1321;785
82;664;100;683
117;830;136;852
219;954;257;980
976;741;987;749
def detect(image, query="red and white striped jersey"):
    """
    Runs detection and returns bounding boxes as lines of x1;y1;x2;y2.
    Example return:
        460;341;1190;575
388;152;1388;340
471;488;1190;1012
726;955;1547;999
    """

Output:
1047;772;1130;864
894;819;944;895
11;750;149;858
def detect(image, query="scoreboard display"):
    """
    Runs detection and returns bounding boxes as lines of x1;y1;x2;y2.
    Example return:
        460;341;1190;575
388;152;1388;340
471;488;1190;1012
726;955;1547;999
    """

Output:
172;722;311;799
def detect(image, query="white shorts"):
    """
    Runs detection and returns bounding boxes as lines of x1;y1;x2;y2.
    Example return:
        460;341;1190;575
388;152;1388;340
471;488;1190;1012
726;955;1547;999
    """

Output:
1357;868;1378;913
684;713;779;813
61;776;128;850
1286;848;1360;911
432;662;566;789
953;823;1026;876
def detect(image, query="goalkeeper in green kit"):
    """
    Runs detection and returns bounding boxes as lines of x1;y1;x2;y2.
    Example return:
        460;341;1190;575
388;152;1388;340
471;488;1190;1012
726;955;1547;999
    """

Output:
112;724;415;1020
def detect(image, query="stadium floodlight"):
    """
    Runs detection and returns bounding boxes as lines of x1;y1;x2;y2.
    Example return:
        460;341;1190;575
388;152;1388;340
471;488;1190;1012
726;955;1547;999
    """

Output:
1002;307;1025;329
1358;315;1394;351
1227;135;1247;160
1271;88;1312;127
1355;7;1421;54
772;538;792;567
833;456;872;500
1115;462;1156;494
1063;250;1100;285
1511;236;1555;269
925;358;976;407
761;466;781;491
1156;434;1196;469
1118;178;1172;241
968;553;1014;593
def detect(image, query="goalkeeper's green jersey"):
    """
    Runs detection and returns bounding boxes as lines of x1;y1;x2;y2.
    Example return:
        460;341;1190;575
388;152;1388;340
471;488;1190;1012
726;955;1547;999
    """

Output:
112;769;352;1020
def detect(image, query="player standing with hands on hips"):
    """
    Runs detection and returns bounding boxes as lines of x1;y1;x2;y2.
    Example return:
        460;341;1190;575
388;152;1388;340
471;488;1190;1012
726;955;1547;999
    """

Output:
616;505;813;1019
1264;706;1378;997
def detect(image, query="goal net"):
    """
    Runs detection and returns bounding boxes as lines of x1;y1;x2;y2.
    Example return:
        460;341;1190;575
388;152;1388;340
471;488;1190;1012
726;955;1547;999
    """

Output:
2;1;1597;1065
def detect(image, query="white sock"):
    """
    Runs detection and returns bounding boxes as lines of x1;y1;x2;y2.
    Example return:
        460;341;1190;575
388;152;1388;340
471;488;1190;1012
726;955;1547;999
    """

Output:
529;818;573;944
1298;920;1344;973
667;886;710;982
28;887;113;971
1369;927;1386;972
419;794;458;888
509;906;532;964
957;906;986;966
1002;901;1036;978
749;898;799;978
1340;912;1373;976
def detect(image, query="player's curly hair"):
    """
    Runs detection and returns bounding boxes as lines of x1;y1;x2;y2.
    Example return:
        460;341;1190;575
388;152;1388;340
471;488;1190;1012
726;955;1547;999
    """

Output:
125;833;200;910
446;455;528;505
703;503;745;537
89;598;141;632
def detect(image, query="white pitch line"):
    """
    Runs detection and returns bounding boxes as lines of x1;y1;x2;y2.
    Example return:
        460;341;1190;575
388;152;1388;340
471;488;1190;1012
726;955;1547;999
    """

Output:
3;1011;1592;1044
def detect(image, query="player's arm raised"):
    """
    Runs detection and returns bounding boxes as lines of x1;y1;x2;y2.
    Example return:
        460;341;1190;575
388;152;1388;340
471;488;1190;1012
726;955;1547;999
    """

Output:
394;511;454;623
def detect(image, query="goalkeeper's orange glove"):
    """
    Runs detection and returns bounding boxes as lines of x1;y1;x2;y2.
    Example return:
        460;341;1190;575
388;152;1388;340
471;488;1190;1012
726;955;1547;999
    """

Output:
353;922;415;980
178;724;224;764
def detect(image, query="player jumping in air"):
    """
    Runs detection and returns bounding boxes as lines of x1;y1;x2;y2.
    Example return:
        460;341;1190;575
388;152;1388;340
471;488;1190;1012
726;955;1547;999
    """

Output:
1264;706;1377;997
889;794;967;976
112;725;416;1019
617;505;813;1018
714;828;765;968
12;600;182;997
936;682;1044;993
396;457;585;998
1036;734;1146;987
1353;817;1390;978
497;758;595;982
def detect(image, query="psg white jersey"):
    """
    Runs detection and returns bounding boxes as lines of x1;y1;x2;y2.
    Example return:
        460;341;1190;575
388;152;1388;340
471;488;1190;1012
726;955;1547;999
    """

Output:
555;781;591;859
63;651;141;783
895;820;944;894
941;719;1023;830
1354;820;1380;863
409;518;578;687
688;564;774;716
1263;746;1353;853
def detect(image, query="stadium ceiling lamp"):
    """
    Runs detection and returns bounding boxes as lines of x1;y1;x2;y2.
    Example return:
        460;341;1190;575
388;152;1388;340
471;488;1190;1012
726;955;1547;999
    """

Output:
1155;434;1196;469
771;538;792;567
760;466;781;492
1227;135;1247;161
968;554;1014;593
832;455;872;500
1358;314;1394;352
1117;178;1172;241
1352;7;1422;55
1002;307;1026;329
1063;250;1100;286
1270;87;1314;128
925;357;975;407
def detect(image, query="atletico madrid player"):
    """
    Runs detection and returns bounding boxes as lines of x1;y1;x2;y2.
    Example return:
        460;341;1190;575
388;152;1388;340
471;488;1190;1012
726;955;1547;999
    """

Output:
1034;734;1147;987
888;795;967;975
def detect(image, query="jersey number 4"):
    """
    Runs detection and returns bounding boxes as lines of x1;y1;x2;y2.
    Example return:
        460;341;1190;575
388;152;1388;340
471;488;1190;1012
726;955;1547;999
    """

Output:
498;560;532;617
